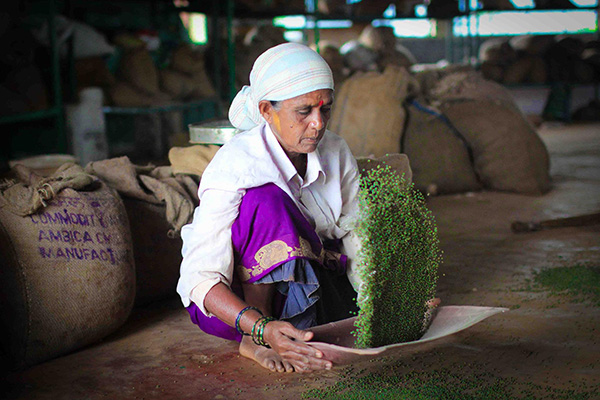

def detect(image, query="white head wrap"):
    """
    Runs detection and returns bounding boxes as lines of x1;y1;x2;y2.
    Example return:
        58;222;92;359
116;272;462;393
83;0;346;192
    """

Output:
228;43;334;130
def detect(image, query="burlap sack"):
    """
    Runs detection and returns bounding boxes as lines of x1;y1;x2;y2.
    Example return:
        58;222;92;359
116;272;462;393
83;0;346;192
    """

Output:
0;170;135;369
478;38;517;65
329;65;415;158
169;44;216;99
118;48;160;95
440;99;551;195
358;25;416;70
529;56;548;84
170;43;208;75
402;101;480;194
168;145;220;176
429;71;517;109
159;69;196;100
123;199;182;306
503;57;533;84
509;35;554;56
412;63;476;100
480;61;504;82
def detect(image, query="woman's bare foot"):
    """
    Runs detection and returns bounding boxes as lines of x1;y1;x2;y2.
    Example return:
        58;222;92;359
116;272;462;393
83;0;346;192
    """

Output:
423;297;441;331
239;336;295;373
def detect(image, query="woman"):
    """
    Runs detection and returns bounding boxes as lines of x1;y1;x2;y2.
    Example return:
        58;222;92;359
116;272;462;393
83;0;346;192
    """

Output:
177;43;361;373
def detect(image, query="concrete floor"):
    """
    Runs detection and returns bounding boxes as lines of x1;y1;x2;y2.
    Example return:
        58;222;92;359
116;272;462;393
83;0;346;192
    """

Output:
1;123;599;399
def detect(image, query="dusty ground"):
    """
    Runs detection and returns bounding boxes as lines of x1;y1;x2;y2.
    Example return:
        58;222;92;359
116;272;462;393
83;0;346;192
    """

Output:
1;123;599;399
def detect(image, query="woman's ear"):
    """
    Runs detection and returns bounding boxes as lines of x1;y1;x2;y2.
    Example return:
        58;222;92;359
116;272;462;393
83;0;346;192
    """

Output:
258;100;274;124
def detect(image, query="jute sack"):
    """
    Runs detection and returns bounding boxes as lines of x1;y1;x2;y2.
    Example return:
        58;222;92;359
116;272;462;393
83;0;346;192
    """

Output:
429;71;517;109
0;167;135;369
440;99;551;195
169;45;216;99
118;48;160;95
503;57;533;84
123;199;182;306
358;25;416;70
402;101;480;194
159;69;196;100
329;65;416;158
85;158;199;305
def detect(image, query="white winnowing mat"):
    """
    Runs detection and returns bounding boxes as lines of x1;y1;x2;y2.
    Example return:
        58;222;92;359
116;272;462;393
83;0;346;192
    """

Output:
307;306;509;365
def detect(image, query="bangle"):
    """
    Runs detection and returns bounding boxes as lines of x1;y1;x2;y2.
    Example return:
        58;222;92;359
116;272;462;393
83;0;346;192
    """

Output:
235;306;262;336
252;316;275;347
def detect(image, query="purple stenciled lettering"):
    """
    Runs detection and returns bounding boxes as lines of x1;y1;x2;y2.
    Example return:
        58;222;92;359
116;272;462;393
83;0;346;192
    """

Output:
73;247;84;260
83;231;93;243
46;212;58;224
55;247;66;259
96;232;111;244
69;213;81;226
107;248;116;265
38;230;50;242
38;247;53;258
97;212;107;228
37;245;118;264
65;247;76;260
30;215;39;224
50;230;62;242
58;209;72;225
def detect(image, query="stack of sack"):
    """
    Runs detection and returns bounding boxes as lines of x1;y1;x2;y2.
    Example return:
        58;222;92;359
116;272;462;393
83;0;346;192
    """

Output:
358;25;416;72
330;63;551;196
161;43;216;101
338;25;418;80
72;30;217;107
318;0;396;16
109;46;173;107
479;35;599;85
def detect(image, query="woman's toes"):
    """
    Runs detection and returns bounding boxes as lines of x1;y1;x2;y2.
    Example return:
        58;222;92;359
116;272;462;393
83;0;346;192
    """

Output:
283;362;295;373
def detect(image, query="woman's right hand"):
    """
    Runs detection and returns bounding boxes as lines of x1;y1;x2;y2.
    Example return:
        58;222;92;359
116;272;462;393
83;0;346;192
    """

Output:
263;320;333;372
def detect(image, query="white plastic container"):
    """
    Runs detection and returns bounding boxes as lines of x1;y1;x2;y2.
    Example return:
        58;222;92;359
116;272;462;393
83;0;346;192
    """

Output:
66;87;109;165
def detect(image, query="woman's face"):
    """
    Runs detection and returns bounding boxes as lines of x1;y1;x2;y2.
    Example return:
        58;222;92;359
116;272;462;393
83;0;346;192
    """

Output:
260;89;333;157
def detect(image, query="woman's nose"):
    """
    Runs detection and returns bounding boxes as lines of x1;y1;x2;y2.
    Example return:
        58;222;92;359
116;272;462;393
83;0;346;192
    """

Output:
310;110;324;130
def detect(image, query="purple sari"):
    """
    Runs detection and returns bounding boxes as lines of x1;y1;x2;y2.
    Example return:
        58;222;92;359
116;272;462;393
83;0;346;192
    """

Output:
186;183;350;342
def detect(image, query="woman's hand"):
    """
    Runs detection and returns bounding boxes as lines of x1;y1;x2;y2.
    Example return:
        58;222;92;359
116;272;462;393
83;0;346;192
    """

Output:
263;320;332;372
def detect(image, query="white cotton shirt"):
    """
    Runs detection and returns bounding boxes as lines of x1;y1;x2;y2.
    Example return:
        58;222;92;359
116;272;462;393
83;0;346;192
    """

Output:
176;123;359;315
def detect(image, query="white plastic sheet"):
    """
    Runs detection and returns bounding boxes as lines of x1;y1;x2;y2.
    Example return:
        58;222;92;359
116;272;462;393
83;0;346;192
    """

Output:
308;306;508;365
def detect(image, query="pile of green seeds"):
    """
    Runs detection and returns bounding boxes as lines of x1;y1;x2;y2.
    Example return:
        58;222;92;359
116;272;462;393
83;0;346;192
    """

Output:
533;264;600;306
301;363;599;399
352;165;442;348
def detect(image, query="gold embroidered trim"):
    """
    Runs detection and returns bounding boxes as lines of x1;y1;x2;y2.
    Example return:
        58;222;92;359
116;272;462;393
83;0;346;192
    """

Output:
237;237;327;281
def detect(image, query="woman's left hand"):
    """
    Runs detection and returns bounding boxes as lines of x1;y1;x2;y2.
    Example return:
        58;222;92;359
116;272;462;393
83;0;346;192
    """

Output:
263;320;333;372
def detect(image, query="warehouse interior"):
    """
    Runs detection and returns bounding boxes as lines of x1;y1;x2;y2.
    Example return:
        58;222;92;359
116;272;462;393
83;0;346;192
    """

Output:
1;0;599;398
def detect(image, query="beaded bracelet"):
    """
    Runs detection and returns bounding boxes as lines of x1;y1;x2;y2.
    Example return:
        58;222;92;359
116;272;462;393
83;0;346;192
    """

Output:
251;316;275;347
235;306;263;336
